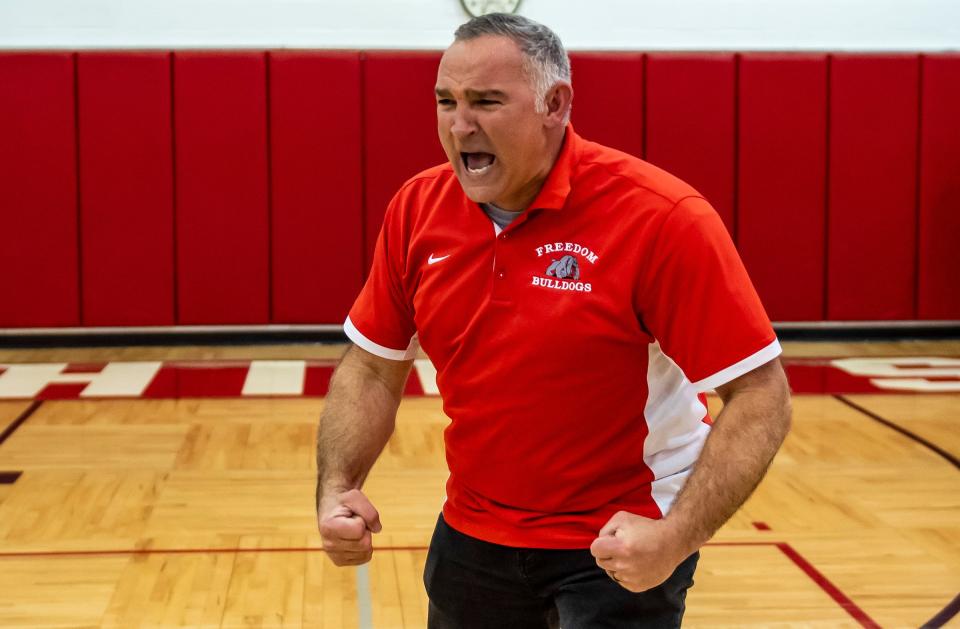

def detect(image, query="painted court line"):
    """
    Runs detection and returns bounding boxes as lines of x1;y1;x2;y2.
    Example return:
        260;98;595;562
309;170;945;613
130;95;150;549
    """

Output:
1;358;959;399
775;543;880;629
241;360;307;395
835;394;960;470
0;545;428;559
357;563;373;629
0;400;42;445
921;592;960;628
0;471;22;484
0;541;880;627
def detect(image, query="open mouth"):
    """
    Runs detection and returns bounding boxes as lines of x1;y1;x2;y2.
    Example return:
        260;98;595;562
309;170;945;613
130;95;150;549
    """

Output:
460;152;496;175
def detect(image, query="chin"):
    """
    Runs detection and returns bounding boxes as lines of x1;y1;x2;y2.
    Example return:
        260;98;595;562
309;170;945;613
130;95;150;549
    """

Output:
456;179;499;205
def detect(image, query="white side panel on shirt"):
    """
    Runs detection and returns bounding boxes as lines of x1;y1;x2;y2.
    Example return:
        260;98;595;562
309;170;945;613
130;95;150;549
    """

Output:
643;343;711;516
414;359;440;395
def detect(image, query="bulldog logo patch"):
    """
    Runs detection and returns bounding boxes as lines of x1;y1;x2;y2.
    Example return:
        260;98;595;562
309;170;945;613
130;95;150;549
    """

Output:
531;242;597;293
546;255;580;280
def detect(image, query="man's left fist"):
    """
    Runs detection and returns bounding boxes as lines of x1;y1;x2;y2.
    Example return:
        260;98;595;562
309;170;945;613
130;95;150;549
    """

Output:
589;510;690;593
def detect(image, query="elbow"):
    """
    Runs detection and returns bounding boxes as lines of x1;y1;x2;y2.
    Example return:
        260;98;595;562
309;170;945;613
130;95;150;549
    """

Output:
780;395;793;441
759;361;793;443
776;377;793;441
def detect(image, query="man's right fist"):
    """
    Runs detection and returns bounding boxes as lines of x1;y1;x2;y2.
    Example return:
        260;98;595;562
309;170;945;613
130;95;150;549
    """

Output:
317;488;383;566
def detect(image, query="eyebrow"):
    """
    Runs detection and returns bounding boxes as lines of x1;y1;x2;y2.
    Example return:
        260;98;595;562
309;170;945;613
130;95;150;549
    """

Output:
434;88;508;100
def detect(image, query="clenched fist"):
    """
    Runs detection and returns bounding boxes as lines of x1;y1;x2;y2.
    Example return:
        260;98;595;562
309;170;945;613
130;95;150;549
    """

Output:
317;488;382;566
589;511;691;593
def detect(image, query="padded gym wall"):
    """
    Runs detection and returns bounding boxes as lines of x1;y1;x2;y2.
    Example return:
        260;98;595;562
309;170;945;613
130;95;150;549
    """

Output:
0;53;80;327
568;53;644;160
827;55;919;320
362;52;447;270
269;51;364;324
737;54;828;322
917;54;960;320
645;54;737;236
173;52;270;324
77;52;175;326
0;51;958;327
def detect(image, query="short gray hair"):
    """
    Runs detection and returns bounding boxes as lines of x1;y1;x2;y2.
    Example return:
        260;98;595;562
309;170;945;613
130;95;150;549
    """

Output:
454;13;572;117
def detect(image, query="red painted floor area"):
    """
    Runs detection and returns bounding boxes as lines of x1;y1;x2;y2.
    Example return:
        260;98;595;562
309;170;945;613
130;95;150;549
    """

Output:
0;357;957;400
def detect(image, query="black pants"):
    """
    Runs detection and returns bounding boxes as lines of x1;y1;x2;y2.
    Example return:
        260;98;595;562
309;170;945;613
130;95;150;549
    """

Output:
424;514;699;629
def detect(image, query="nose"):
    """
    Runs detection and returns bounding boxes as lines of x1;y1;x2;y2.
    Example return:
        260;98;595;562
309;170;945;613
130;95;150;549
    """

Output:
450;106;477;140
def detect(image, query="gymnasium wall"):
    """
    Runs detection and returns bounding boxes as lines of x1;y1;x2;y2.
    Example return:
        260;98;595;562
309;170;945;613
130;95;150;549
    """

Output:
1;0;957;51
1;50;958;328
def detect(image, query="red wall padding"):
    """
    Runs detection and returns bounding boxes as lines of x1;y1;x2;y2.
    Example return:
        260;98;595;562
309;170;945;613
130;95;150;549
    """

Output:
738;54;828;322
917;54;960;320
569;53;644;159
363;52;446;268
645;54;736;235
174;52;270;324
269;51;364;324
77;52;175;326
0;51;956;327
828;55;919;320
0;53;80;327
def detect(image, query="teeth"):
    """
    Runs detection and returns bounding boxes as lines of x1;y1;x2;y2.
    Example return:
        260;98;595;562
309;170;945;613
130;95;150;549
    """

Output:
461;151;495;175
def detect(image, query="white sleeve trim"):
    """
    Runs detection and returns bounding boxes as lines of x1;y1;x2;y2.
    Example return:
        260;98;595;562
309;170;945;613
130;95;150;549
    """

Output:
343;316;419;361
691;338;783;392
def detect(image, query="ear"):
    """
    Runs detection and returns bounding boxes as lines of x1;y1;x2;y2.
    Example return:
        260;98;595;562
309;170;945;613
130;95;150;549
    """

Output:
543;82;573;128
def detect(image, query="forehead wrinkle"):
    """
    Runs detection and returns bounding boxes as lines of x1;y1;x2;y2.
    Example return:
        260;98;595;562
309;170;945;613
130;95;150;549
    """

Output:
436;86;509;99
465;89;508;99
435;76;518;99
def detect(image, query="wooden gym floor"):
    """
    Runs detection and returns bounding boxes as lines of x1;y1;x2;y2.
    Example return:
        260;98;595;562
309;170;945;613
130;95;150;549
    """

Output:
0;341;957;628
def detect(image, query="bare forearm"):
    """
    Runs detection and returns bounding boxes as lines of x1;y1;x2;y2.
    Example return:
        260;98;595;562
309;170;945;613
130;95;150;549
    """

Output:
665;363;791;554
315;348;411;505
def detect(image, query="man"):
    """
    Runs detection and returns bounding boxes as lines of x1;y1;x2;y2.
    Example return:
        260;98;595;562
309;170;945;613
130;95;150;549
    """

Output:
316;13;791;629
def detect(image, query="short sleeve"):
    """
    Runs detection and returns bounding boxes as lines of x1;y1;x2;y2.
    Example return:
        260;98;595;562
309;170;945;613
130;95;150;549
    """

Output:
637;196;781;391
344;193;419;361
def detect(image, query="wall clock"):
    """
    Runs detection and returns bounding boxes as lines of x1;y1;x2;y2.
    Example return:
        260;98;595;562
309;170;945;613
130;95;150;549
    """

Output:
460;0;522;18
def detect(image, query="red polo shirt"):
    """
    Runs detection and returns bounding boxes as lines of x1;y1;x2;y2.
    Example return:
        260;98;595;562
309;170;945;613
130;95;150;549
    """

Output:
345;126;780;549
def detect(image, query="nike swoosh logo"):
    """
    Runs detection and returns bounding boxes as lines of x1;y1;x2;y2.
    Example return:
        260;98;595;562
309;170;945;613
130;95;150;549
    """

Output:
428;254;451;265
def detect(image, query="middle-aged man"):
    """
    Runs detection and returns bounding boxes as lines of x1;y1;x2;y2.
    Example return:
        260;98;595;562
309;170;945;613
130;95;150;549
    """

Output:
316;13;792;629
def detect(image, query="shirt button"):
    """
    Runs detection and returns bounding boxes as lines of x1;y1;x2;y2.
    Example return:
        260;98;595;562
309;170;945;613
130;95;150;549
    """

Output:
497;269;506;279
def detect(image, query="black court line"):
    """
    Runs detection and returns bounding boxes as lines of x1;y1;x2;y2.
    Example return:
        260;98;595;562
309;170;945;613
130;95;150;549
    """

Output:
0;401;42;446
0;471;22;484
922;593;960;629
834;395;960;470
835;394;960;628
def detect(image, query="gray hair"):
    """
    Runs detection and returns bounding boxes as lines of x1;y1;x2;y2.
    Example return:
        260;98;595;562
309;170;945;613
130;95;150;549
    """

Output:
454;13;572;117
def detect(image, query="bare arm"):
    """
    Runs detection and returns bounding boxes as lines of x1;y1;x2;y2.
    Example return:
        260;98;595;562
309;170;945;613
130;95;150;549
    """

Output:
316;344;413;565
665;356;792;551
591;357;792;591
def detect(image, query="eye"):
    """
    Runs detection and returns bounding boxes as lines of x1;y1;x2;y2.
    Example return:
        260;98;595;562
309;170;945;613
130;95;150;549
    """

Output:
476;99;500;106
437;98;455;107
